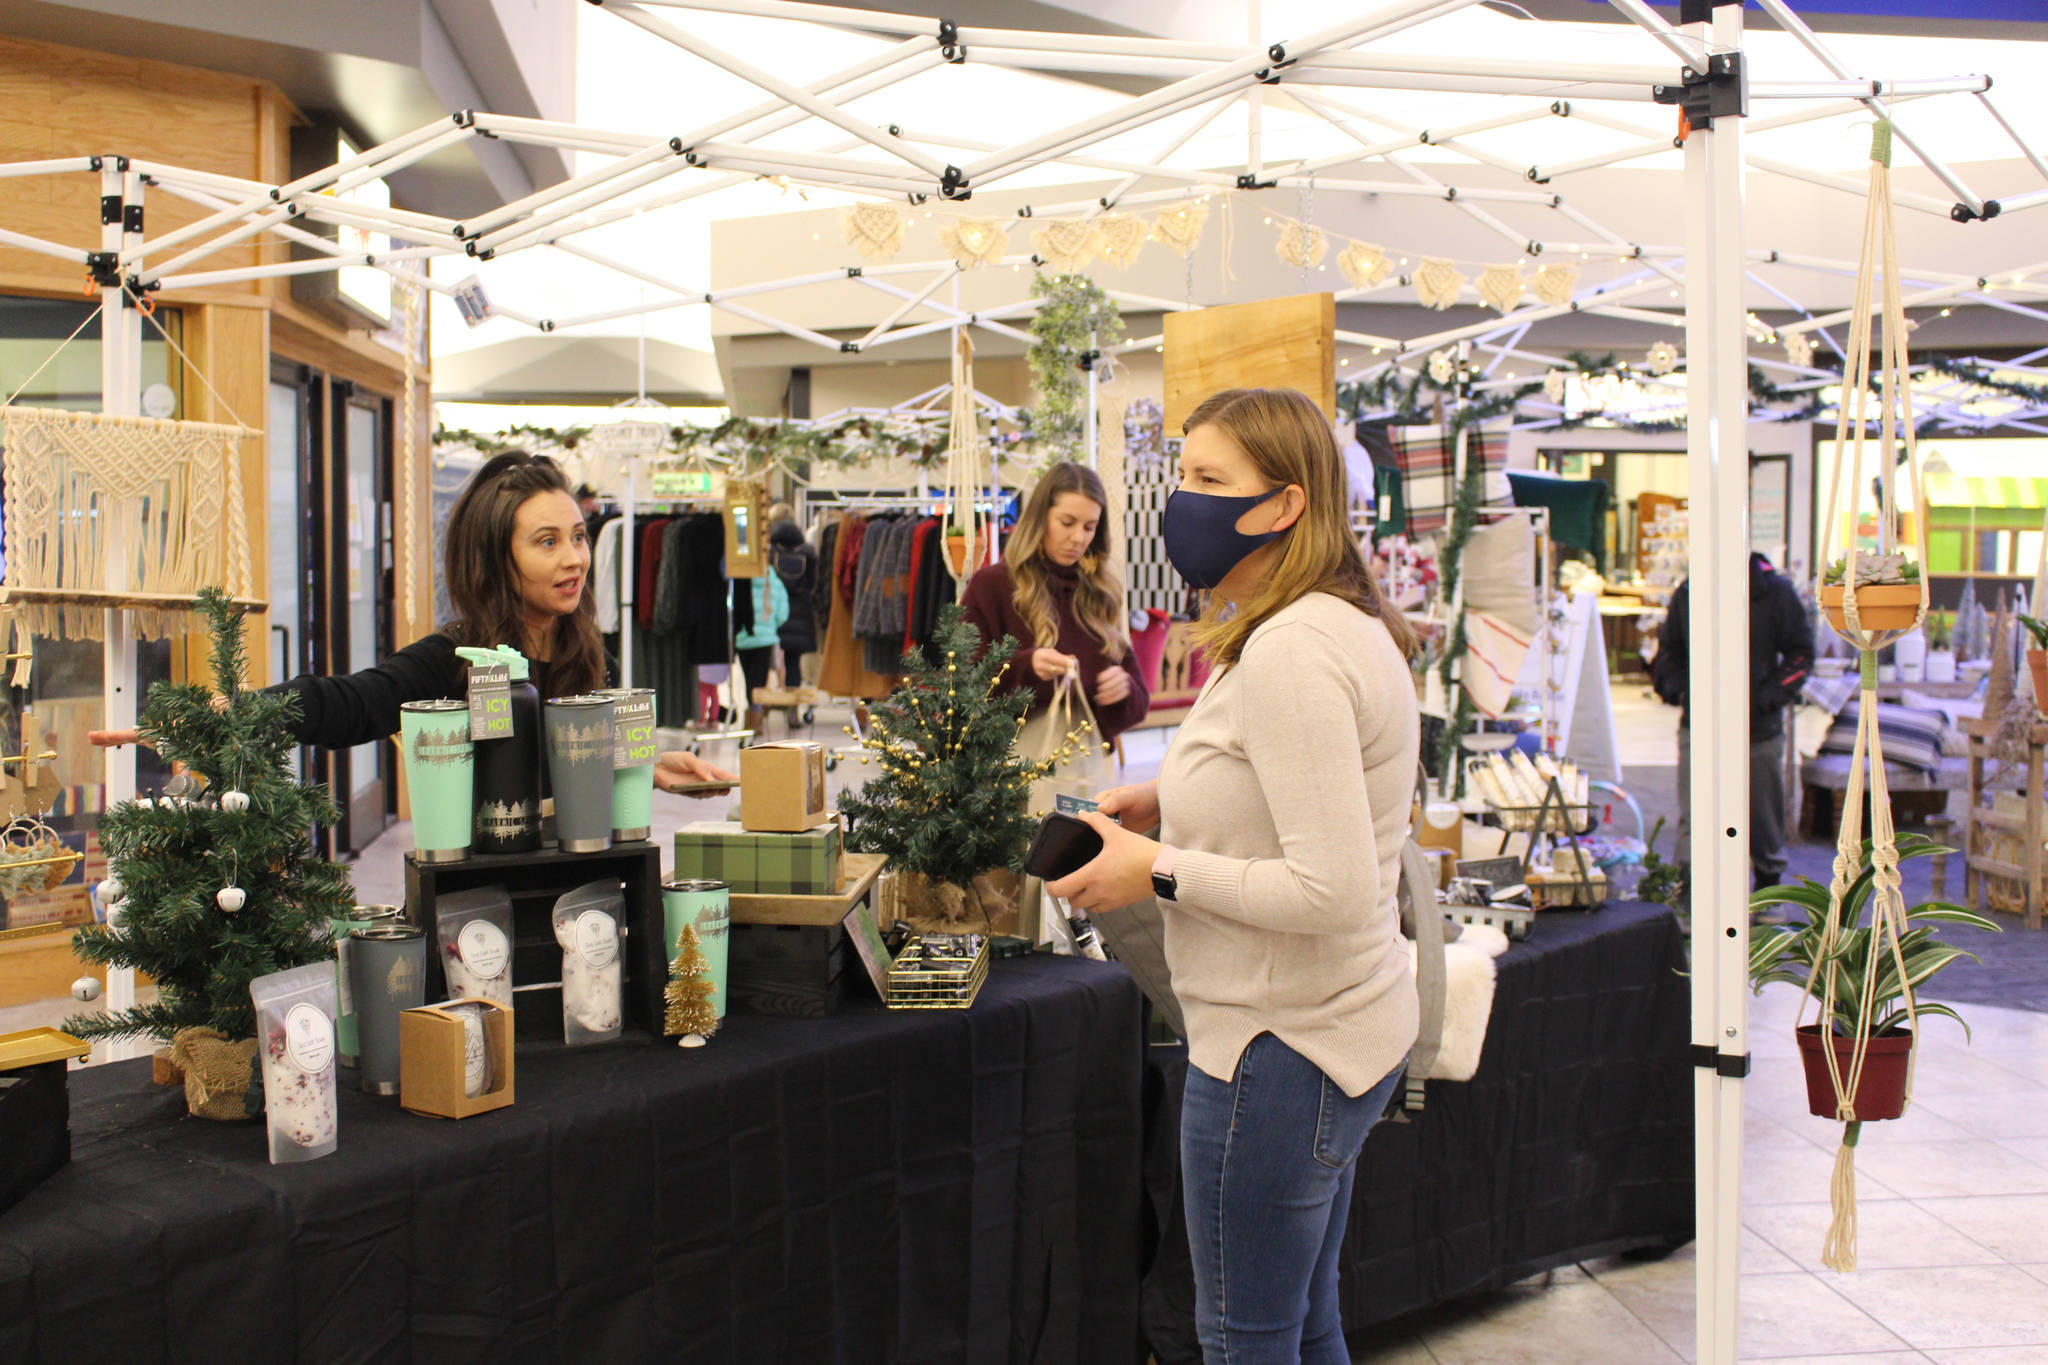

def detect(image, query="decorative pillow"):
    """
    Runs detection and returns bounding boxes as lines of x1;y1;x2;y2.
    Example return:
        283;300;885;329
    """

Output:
1460;511;1540;636
1817;701;1948;775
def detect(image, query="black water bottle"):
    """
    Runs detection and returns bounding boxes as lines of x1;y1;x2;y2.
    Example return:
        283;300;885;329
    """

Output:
458;645;543;854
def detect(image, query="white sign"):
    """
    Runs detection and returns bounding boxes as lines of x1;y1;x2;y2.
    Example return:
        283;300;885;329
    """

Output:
590;421;668;458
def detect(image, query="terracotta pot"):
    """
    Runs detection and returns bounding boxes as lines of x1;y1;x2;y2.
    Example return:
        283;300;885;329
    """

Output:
2030;648;2048;716
1819;583;1921;634
1795;1024;1912;1122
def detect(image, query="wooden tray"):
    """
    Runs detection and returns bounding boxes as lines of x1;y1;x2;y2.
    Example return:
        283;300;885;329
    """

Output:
0;1027;90;1071
729;852;888;926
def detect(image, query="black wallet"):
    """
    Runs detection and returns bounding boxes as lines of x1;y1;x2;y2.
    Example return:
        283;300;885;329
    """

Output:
1022;812;1104;881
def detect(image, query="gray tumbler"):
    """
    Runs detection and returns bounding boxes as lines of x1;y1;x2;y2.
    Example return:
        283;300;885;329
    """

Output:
545;694;616;854
348;924;426;1096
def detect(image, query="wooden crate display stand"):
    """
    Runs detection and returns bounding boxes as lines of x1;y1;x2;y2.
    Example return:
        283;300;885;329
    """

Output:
1964;720;2047;930
406;843;665;1042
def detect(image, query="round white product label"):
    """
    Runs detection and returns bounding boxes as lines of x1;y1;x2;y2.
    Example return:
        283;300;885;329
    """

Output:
575;910;618;968
284;1003;335;1073
141;382;177;419
457;920;511;980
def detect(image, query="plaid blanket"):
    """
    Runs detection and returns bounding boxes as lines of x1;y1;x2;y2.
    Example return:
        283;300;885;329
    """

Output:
1386;423;1508;537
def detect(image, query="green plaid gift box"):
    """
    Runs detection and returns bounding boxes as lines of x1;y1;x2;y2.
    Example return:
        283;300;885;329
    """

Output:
674;819;843;895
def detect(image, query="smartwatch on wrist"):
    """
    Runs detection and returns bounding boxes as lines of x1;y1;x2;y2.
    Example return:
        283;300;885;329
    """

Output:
1151;845;1179;903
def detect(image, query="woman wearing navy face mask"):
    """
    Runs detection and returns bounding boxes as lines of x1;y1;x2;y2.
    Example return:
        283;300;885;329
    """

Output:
1048;388;1421;1365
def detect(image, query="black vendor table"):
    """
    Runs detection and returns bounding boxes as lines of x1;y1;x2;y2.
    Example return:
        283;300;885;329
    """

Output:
1136;900;1696;1363
0;957;1144;1365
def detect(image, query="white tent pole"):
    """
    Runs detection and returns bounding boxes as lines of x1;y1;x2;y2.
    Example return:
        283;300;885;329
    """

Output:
1607;0;1710;66
458;140;681;243
1973;92;2048;185
855;266;961;348
98;158;144;1067
1680;1;1749;1361
0;226;91;264
0;155;100;180
1088;99;1238;215
1749;155;1958;218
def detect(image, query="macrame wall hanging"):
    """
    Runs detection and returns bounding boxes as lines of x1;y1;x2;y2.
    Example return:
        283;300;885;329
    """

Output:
1806;119;1933;1275
0;407;254;640
940;330;990;596
1477;264;1526;315
841;202;907;263
1094;214;1147;269
938;217;1008;269
1414;257;1467;310
1031;219;1102;272
1338;241;1391;289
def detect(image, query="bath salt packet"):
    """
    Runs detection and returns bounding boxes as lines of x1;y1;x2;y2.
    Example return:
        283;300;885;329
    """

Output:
553;880;625;1046
436;887;514;1007
250;963;340;1164
443;1001;497;1098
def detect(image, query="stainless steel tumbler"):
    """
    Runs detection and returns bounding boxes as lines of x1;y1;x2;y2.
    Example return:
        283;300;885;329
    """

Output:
545;694;616;854
348;924;426;1096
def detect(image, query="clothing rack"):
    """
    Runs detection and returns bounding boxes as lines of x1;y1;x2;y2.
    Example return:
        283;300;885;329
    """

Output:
611;476;726;683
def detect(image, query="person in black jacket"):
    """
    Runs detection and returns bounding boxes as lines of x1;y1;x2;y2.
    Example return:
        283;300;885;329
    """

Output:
770;518;818;686
91;452;737;797
1651;550;1814;886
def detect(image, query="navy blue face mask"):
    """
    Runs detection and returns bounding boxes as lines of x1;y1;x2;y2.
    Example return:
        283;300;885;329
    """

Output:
1163;486;1286;591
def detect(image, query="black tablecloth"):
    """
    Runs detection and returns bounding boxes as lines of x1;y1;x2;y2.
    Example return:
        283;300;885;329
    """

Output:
1135;901;1696;1363
0;957;1145;1365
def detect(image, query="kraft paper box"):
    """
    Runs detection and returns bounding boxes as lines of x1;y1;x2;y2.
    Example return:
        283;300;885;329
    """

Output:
399;1000;513;1120
740;741;829;833
675;819;843;896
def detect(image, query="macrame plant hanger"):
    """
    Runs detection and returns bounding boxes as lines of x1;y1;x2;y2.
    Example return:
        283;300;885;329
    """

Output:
1808;119;1930;1274
941;327;987;599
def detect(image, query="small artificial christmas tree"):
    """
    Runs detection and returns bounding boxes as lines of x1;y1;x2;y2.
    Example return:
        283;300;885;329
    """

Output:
66;588;354;1047
663;924;720;1044
838;605;1081;920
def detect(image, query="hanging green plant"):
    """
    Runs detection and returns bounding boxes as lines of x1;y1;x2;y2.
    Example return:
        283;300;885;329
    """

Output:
1024;271;1123;458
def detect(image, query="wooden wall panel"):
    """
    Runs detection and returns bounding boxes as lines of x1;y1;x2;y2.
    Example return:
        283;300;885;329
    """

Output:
177;302;273;686
0;35;267;292
1162;292;1337;433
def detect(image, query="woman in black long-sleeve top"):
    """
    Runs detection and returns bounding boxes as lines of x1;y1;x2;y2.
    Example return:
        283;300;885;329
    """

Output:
92;452;737;796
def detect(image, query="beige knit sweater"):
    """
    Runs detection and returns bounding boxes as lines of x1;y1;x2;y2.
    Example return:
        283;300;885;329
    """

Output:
1158;591;1420;1097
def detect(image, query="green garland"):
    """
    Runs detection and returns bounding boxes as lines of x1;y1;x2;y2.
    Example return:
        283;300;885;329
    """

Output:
434;410;1030;478
1022;272;1123;459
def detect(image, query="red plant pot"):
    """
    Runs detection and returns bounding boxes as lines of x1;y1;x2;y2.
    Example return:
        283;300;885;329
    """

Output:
1795;1025;1912;1122
2030;648;2048;717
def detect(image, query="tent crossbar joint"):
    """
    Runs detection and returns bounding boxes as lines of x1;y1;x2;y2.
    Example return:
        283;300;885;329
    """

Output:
1652;51;1747;131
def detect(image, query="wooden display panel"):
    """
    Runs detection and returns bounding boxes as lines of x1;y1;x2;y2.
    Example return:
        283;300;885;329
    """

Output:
1163;292;1336;433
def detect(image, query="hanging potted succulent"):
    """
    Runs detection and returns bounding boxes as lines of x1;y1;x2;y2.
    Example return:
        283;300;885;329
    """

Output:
2018;614;2048;713
1819;553;1922;634
1750;833;1998;1121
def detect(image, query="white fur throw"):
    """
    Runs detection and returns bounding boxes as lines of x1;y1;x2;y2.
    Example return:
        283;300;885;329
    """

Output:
1405;933;1500;1082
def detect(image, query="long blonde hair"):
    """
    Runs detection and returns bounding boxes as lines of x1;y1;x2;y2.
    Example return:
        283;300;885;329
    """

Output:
1182;388;1418;669
1005;461;1131;661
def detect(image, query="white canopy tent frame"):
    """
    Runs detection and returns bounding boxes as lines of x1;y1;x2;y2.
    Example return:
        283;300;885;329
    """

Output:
16;3;2046;1358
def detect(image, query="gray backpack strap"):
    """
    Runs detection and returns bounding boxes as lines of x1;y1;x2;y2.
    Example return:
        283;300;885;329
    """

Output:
1398;833;1447;1114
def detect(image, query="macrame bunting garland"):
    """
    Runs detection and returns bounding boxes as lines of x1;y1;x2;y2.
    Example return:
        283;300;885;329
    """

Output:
841;202;907;263
1414;257;1467;310
938;217;1008;269
0;407;255;640
1477;264;1526;315
1032;219;1102;272
1785;330;1816;368
1533;262;1579;306
1150;201;1208;256
1646;339;1682;375
1275;221;1327;271
1338;241;1391;289
1094;214;1147;269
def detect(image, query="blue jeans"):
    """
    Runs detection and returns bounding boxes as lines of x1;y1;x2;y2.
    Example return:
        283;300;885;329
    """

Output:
1182;1034;1404;1365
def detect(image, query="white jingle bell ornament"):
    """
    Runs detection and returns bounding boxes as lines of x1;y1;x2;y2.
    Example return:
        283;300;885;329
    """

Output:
134;798;153;810
104;898;127;927
72;975;102;1002
96;877;123;906
216;886;246;913
220;790;250;813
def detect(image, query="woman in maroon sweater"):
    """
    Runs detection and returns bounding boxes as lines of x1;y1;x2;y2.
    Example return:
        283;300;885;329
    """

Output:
961;462;1150;742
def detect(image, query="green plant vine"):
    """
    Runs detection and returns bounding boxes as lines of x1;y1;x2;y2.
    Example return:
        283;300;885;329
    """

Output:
1023;272;1123;458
